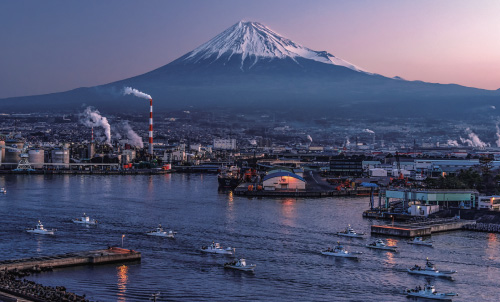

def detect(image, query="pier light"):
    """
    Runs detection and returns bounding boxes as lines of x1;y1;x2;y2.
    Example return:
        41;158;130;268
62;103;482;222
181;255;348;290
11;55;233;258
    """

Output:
121;234;125;248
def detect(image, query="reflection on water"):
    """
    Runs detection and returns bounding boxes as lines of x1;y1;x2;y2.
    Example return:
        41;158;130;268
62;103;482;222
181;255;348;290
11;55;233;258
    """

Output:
36;236;43;253
117;265;129;302
385;249;396;265
486;233;499;260
386;238;398;247
147;176;154;194
279;198;297;228
225;191;235;225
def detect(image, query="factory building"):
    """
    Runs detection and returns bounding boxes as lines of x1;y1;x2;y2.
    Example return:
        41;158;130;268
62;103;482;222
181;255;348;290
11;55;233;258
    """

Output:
329;158;363;176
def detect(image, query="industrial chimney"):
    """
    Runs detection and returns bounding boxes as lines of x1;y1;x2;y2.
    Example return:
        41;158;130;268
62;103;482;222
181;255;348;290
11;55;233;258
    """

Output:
149;98;153;155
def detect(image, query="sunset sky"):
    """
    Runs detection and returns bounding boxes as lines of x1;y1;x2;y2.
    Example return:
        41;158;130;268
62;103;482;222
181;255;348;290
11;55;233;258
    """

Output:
1;0;499;98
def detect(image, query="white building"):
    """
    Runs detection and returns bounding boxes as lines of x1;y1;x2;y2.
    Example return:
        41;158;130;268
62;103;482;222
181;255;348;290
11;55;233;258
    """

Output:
478;196;500;211
213;139;236;150
262;172;306;191
409;204;440;217
370;168;387;177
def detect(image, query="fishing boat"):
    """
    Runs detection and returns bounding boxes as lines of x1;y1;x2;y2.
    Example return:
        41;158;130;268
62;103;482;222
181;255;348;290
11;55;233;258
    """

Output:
321;242;359;259
72;213;98;225
365;239;398;252
146;224;176;238
201;242;234;255
407;236;433;247
217;166;242;189
405;284;457;300
26;221;55;235
336;225;364;238
224;259;256;271
407;258;457;277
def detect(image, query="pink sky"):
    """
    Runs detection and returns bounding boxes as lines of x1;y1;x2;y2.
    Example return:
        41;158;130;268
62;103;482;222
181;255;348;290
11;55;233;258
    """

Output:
1;0;499;99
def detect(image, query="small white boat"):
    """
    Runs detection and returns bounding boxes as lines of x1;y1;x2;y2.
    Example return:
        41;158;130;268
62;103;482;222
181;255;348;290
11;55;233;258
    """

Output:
366;239;398;252
0;188;6;194
321;242;358;259
224;259;256;272
407;236;433;247
336;225;364;238
407;258;457;277
146;224;176;238
72;213;98;225
405;284;457;300
26;221;55;235
201;242;234;255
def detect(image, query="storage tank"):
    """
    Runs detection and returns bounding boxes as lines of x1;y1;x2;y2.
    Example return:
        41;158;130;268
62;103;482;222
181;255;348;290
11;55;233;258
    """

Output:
4;140;24;169
0;140;4;165
28;149;45;169
51;148;70;168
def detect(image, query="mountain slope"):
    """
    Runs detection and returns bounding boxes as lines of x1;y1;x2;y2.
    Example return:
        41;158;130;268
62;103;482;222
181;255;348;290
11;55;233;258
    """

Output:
1;21;499;118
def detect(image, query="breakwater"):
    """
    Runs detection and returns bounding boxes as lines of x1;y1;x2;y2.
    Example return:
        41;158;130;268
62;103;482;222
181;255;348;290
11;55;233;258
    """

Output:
463;222;500;233
0;270;91;302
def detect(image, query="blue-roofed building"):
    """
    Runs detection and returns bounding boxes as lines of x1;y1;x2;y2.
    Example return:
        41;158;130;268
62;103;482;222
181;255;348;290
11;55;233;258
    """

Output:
263;172;306;191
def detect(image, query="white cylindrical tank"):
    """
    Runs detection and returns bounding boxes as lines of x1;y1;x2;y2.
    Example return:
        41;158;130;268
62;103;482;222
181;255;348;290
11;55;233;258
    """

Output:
51;148;70;168
28;149;45;169
4;140;24;169
0;140;4;165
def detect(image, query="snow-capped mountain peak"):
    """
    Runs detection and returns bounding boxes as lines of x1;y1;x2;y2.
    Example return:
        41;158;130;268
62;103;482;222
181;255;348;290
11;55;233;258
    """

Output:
184;21;370;73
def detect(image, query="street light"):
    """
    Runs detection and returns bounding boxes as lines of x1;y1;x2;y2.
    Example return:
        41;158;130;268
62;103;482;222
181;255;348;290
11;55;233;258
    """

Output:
121;234;125;248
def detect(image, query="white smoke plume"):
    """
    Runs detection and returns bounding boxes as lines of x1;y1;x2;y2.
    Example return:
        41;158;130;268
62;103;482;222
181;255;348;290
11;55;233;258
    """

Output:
362;129;375;134
122;121;144;148
123;87;152;100
80;107;111;145
447;140;459;147
495;124;500;147
459;128;488;148
345;136;351;146
307;135;313;142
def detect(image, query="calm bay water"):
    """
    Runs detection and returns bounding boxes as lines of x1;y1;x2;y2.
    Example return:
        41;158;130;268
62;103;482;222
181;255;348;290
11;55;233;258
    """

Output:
0;174;499;301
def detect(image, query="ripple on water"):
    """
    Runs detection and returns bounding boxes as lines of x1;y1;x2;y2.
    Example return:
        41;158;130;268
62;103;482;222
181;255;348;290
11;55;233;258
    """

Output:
0;174;499;301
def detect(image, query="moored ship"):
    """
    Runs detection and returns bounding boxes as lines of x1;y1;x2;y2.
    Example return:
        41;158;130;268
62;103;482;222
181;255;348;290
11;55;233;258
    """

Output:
217;166;242;188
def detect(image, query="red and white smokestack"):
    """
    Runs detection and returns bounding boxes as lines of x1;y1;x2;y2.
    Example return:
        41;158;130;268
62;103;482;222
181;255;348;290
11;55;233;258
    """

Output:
148;98;153;155
91;127;94;143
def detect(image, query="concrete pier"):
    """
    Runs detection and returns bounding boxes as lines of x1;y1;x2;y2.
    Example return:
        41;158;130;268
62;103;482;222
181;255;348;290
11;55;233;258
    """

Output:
0;247;141;272
371;219;475;237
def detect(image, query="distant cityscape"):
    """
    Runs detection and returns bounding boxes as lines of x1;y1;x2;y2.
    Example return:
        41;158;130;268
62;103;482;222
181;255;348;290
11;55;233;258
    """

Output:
1;110;500;171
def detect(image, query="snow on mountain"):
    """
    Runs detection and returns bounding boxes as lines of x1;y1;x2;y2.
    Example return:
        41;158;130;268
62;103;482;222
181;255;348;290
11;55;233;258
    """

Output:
184;21;371;73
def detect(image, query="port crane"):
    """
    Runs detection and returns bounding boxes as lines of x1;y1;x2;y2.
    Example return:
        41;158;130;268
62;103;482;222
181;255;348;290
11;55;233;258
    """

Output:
0;143;34;171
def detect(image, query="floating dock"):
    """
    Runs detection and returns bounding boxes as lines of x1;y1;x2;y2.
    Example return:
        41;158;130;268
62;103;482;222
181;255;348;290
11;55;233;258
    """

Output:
371;219;475;237
0;247;141;272
233;189;374;197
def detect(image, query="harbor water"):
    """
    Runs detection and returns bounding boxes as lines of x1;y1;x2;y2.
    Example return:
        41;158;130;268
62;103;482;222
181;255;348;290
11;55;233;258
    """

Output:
0;174;499;301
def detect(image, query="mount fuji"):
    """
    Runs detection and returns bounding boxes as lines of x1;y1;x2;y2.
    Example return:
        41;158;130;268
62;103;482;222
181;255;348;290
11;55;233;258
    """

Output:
2;21;499;117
